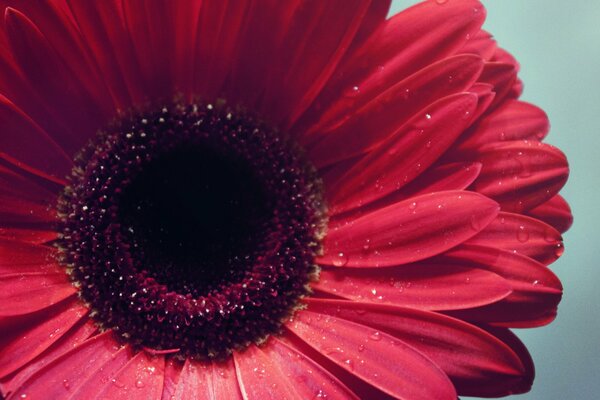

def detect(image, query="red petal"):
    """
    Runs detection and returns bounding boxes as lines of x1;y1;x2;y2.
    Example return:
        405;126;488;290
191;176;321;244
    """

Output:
526;194;573;233
244;1;372;126
0;299;87;378
327;93;478;213
466;212;564;265
470;326;534;396
0;95;72;179
66;0;145;107
303;54;483;162
193;1;250;100
457;100;550;151
4;7;106;154
460;29;497;60
335;162;482;221
7;331;125;399
65;346;133;399
469;141;569;212
478;61;517;108
319;191;499;267
313;262;510;310
0;192;56;226
305;299;529;397
122;0;176;101
0;239;56;272
441;244;562;327
266;337;359;400
0;163;58;203
172;358;241;400
349;0;391;49
285;310;456;400
0;318;97;395
94;351;165;400
0;271;75;316
0;228;57;244
296;0;485;134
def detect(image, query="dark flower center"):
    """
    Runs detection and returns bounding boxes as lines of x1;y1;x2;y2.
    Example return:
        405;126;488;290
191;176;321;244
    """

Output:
58;101;325;358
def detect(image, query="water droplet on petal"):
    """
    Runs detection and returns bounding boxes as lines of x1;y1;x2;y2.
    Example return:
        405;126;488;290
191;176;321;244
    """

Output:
517;225;529;243
554;242;564;257
344;86;360;98
135;380;145;388
332;252;348;267
370;331;382;341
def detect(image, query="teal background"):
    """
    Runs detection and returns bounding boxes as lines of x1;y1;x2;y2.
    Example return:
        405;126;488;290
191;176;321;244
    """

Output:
388;1;599;399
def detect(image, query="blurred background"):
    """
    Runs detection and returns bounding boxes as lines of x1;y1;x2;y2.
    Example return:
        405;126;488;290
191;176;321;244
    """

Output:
388;1;600;399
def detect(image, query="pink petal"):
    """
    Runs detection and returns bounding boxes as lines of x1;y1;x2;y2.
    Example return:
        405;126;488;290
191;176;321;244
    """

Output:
456;100;550;151
172;358;241;400
285;310;456;400
0;95;72;179
7;331;125;400
326;93;478;213
303;55;483;163
94;351;165;400
441;244;562;327
349;0;391;49
0;319;97;395
319;191;499;267
526;194;573;233
265;338;358;400
466;212;564;265
313;262;510;310
0;299;87;379
469;141;569;212
160;359;183;400
305;299;529;397
296;0;485;135
235;340;357;400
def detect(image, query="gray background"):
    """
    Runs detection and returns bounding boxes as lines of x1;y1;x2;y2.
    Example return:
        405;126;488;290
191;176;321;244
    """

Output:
388;1;600;399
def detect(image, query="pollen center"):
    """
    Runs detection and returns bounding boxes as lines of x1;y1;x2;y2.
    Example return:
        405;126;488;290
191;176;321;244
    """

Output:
58;101;325;358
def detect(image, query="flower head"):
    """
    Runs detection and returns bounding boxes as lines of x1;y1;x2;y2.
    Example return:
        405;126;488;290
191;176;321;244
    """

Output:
0;1;571;399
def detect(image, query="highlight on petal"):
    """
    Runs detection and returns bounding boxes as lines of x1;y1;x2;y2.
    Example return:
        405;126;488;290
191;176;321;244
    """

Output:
285;310;457;400
319;191;499;267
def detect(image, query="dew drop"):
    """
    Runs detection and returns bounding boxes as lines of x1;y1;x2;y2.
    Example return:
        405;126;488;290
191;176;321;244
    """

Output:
343;359;354;370
62;379;70;390
313;389;327;399
554;242;564;257
135;380;145;388
517;225;529;243
332;252;348;267
370;331;382;341
358;344;365;352
344;86;360;98
544;228;557;243
402;88;411;100
425;113;432;121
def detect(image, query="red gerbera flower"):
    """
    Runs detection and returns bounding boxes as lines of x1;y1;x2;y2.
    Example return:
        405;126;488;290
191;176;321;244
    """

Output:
0;0;571;399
